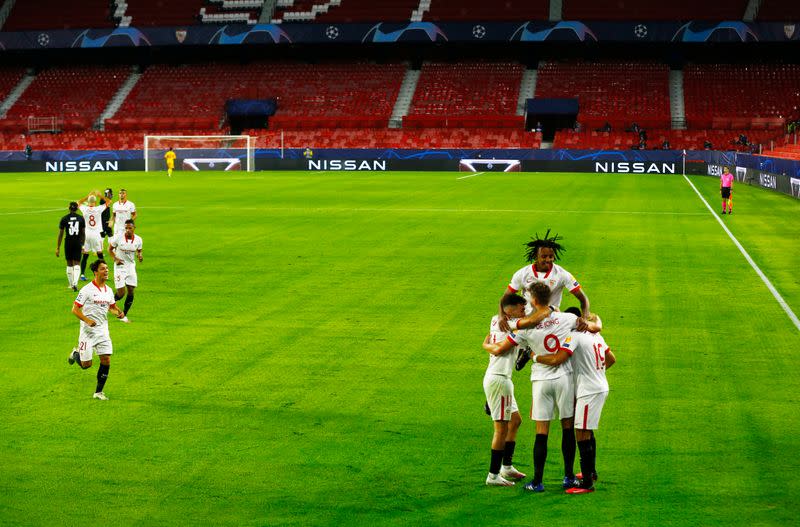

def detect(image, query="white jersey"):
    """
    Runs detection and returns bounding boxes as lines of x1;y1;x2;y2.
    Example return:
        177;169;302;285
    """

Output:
112;200;136;230
74;281;116;333
566;331;611;397
110;233;142;266
484;315;521;378
79;204;107;235
507;312;577;381
508;263;581;309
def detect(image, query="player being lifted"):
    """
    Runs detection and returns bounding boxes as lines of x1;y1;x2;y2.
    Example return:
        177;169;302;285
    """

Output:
56;202;85;291
498;229;590;332
165;147;176;177
108;220;143;321
483;295;528;486
76;193;107;281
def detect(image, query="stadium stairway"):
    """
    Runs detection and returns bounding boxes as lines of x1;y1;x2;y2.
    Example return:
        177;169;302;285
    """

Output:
669;70;687;130
410;0;431;22
517;68;538;116
95;67;142;131
549;0;562;20
389;68;420;129
0;70;34;119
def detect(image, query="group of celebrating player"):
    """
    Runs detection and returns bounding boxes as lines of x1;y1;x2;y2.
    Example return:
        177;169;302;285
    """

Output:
482;230;616;495
56;188;143;401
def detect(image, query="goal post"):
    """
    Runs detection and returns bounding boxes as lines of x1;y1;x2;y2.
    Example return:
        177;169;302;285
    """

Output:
143;135;255;172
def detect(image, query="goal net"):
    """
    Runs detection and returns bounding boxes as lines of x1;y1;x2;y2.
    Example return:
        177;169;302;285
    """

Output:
144;135;254;172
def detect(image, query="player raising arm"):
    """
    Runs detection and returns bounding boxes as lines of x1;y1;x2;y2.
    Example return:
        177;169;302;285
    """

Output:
498;230;590;331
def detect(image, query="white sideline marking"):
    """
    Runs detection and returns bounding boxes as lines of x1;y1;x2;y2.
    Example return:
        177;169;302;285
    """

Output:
457;172;485;180
683;175;800;332
0;207;63;216
139;205;707;215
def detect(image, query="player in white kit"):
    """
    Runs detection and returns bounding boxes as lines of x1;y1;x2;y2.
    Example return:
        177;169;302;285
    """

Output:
534;307;616;494
68;260;128;400
485;283;598;492
108;219;143;321
77;193;107;281
498;230;590;332
483;295;528;486
110;188;137;236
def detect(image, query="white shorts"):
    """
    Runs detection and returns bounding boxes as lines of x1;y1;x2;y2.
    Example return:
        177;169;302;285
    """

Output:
83;231;103;253
483;375;518;422
77;326;113;361
531;375;575;421
114;264;138;288
574;391;608;430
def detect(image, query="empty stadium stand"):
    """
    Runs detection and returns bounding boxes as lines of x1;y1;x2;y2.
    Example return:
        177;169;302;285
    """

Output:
756;0;800;21
535;61;671;130
404;62;524;128
0;67;27;106
423;0;548;21
683;64;800;129
553;128;783;151
561;0;749;21
200;0;264;24
273;0;418;23
1;66;129;132
106;62;405;131
2;0;114;31
123;0;205;27
246;128;542;149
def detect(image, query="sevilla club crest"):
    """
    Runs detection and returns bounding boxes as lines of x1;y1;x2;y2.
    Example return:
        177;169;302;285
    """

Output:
175;29;187;43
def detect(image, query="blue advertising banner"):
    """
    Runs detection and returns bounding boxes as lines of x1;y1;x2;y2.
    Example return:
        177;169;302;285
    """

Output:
1;21;799;51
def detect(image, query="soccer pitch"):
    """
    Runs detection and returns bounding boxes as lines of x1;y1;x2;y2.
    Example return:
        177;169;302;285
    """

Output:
1;170;799;526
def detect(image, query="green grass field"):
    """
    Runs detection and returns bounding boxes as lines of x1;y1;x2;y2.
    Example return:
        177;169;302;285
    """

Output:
1;170;799;526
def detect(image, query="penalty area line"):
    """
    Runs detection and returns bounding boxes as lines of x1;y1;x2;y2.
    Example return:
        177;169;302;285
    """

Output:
457;172;485;180
683;174;800;332
0;207;63;216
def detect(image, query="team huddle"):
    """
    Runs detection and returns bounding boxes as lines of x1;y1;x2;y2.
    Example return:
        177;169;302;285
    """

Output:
481;230;616;494
56;188;143;401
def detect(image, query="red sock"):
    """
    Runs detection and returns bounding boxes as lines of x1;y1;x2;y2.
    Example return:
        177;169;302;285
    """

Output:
722;201;727;212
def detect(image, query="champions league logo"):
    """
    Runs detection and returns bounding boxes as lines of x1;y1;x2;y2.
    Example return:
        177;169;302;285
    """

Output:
634;24;648;39
37;33;50;47
362;23;448;43
325;26;340;40
72;28;151;48
209;24;291;45
672;22;758;42
510;22;598;42
472;25;486;39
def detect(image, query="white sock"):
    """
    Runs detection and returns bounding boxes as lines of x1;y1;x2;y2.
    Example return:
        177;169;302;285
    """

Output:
71;265;81;286
66;266;72;286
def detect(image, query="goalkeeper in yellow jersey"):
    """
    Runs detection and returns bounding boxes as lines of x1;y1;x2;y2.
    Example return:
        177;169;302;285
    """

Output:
164;147;176;177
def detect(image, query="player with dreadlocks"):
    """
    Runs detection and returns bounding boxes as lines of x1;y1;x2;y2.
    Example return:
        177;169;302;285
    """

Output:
497;229;590;333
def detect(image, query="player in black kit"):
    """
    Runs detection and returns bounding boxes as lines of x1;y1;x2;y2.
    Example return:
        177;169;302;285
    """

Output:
56;202;86;291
